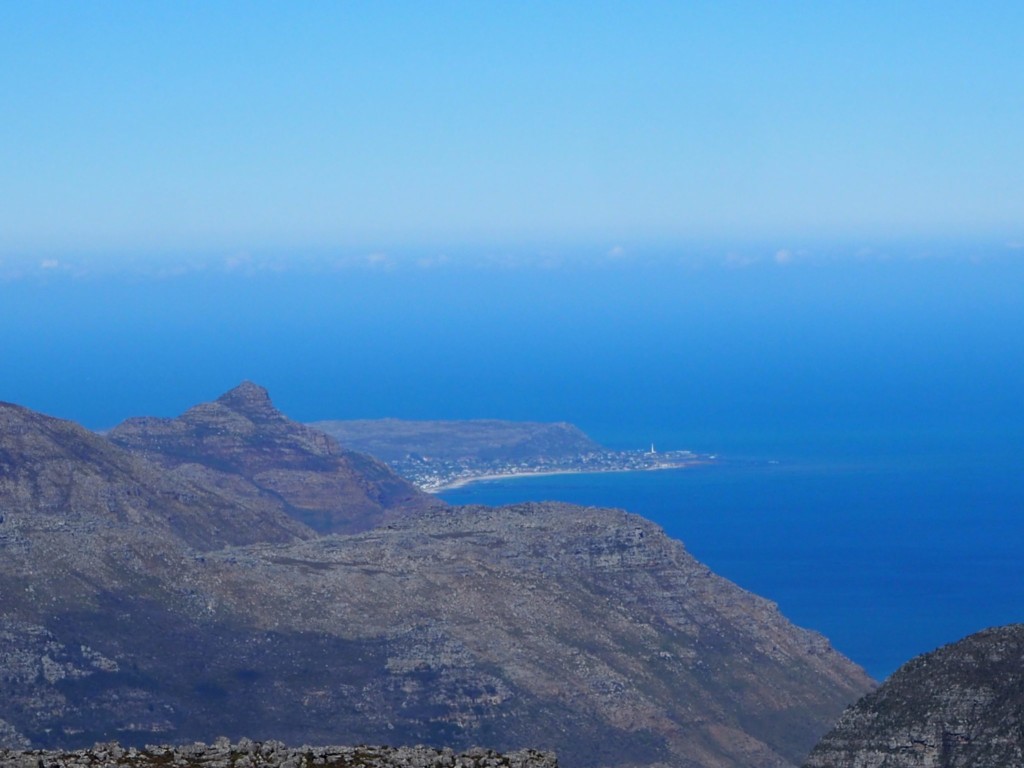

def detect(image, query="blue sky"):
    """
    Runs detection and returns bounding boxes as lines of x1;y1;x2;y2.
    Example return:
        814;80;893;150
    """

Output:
2;2;1023;257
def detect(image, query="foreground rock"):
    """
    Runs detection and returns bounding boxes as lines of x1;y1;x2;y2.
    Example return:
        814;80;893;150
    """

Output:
0;740;556;768
1;397;874;768
108;383;439;534
804;624;1024;768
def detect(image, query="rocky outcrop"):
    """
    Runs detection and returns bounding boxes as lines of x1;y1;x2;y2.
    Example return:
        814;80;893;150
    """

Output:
804;624;1024;768
108;383;440;534
0;739;557;768
0;400;310;551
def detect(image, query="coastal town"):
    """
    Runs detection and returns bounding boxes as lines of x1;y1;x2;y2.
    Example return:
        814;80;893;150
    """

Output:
310;417;713;492
391;447;709;492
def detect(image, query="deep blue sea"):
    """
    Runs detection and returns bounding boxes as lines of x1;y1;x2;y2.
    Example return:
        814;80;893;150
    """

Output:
2;246;1022;681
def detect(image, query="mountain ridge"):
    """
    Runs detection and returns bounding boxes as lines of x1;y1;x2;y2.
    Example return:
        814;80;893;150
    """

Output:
1;388;874;767
108;382;439;534
0;398;311;551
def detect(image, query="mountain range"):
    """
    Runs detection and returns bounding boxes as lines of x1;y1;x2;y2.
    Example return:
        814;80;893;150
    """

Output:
0;384;874;768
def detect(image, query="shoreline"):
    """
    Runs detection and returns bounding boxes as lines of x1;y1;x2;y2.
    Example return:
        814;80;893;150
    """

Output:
429;460;706;493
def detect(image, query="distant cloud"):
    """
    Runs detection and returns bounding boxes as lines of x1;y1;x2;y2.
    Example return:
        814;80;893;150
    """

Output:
855;246;880;260
154;263;195;279
724;252;760;268
475;252;546;270
365;252;394;269
0;247;726;280
416;254;450;269
6;240;1014;284
223;252;252;271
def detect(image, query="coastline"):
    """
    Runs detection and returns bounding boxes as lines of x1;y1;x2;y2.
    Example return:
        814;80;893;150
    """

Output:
430;461;705;493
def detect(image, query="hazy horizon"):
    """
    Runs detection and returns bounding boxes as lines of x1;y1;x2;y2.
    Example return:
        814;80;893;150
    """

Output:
3;246;1022;444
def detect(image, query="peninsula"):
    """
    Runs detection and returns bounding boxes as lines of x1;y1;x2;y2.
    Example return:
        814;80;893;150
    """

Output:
309;418;709;491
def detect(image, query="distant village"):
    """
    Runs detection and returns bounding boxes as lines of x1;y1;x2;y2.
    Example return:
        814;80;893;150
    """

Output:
391;447;707;491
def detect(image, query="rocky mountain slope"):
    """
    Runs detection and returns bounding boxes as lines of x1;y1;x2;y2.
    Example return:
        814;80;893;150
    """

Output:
0;399;311;551
198;503;874;768
804;624;1024;768
0;399;316;750
1;395;874;768
108;383;438;534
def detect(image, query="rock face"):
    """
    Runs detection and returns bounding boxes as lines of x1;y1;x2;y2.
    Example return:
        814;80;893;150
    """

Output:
0;400;311;552
804;624;1024;768
198;503;874;768
108;383;439;534
0;397;874;768
0;740;557;768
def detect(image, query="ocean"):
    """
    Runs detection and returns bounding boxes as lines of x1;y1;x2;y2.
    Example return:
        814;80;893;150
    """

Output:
2;247;1022;681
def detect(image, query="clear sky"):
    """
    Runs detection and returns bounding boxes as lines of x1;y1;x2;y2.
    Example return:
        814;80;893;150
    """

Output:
2;1;1023;256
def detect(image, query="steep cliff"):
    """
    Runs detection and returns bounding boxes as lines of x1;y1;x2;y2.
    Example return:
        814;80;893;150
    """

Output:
804;624;1024;768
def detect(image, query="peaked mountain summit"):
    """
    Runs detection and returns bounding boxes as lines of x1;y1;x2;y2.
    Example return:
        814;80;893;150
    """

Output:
214;380;282;419
108;382;439;533
0;399;309;551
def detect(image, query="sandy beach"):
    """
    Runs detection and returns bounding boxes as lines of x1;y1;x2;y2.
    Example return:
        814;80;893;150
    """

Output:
429;461;704;493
